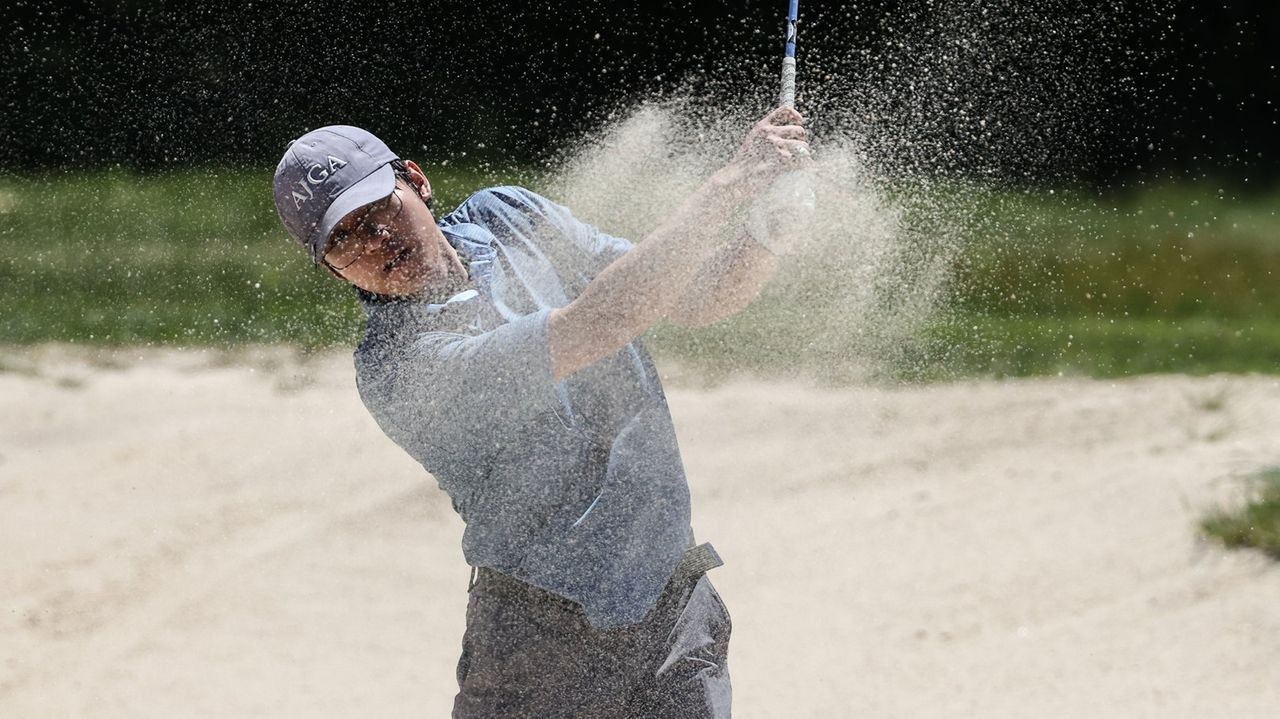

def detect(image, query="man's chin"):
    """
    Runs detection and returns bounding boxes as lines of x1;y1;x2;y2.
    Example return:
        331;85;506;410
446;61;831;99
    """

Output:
358;263;469;301
396;277;462;301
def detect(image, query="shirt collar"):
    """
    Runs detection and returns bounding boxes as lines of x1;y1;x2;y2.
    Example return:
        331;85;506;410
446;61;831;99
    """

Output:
441;222;497;299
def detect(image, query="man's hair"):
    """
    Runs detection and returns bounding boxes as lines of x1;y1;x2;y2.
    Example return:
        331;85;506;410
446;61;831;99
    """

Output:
389;159;436;213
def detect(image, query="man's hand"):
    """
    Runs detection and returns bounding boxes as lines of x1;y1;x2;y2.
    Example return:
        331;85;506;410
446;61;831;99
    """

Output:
716;106;812;198
548;107;812;379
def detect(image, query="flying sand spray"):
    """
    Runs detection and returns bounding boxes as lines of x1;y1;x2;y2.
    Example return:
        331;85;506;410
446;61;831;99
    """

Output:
552;0;1120;379
746;0;817;255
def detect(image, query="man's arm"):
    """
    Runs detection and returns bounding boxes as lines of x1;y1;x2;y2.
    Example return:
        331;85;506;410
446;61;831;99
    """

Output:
548;172;744;379
663;237;779;328
548;106;808;380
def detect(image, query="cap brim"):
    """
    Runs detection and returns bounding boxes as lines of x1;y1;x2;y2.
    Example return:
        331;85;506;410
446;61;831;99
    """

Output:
307;163;396;263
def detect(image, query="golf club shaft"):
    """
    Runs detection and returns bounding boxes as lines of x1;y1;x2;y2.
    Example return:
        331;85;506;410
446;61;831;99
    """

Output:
779;0;800;107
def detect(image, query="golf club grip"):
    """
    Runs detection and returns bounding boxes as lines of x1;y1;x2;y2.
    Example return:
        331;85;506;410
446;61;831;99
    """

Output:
780;0;800;107
780;58;796;108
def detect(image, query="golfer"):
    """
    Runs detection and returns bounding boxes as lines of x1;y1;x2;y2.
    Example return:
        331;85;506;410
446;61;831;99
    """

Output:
271;106;809;718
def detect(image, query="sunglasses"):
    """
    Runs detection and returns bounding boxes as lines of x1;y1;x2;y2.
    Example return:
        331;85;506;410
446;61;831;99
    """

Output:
324;188;407;271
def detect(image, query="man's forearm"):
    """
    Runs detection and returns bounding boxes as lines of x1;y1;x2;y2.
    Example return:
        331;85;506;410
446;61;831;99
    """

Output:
665;236;779;328
548;105;809;379
548;171;750;379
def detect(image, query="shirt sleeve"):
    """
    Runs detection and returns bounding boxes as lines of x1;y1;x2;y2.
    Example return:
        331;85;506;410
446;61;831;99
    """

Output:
545;196;634;280
363;308;559;463
487;186;634;281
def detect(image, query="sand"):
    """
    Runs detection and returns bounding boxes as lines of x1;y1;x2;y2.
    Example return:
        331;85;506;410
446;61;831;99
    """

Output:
2;345;1278;718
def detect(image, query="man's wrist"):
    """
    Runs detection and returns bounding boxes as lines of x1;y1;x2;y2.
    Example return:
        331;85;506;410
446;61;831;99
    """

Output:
731;230;779;262
745;218;785;256
745;195;792;256
709;165;766;199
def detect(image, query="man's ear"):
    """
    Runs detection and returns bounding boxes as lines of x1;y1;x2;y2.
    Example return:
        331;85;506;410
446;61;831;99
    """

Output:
403;159;433;204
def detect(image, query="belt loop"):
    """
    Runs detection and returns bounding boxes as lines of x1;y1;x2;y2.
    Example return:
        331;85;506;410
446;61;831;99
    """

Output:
467;565;478;592
672;543;724;586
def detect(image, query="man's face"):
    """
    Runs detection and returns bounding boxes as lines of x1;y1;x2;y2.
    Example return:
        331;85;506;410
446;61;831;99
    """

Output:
323;169;468;297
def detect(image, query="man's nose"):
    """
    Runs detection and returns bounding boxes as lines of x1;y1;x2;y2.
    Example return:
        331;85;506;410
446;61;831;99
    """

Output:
367;227;398;253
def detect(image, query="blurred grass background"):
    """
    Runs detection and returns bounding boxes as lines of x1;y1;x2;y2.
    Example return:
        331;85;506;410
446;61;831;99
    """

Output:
0;166;518;349
1;169;1277;380
930;184;1280;378
1200;467;1280;560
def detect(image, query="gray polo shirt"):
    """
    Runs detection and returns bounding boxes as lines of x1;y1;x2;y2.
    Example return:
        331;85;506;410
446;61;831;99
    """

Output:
354;186;694;628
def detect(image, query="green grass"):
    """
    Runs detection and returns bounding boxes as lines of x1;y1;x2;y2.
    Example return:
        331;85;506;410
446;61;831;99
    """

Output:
948;184;1280;322
0;165;538;349
907;314;1280;379
2;170;1278;379
653;182;1280;380
1201;467;1280;560
922;183;1280;379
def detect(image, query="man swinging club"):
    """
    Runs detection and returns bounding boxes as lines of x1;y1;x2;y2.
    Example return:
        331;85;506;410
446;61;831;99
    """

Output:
271;103;810;717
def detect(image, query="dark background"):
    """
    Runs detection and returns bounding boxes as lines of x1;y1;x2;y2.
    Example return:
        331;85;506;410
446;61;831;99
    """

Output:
2;0;1277;187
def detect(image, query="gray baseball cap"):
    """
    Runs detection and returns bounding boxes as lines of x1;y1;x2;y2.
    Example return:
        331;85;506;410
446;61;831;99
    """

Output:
273;125;400;263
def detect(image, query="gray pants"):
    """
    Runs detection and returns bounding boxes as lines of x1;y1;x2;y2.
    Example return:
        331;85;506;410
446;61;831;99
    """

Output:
452;565;733;718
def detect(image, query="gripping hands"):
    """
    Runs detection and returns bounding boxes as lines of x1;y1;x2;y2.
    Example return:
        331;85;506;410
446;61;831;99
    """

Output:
722;106;817;257
725;106;812;189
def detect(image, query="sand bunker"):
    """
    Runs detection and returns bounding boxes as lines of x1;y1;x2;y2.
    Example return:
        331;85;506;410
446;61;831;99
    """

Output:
2;346;1278;718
